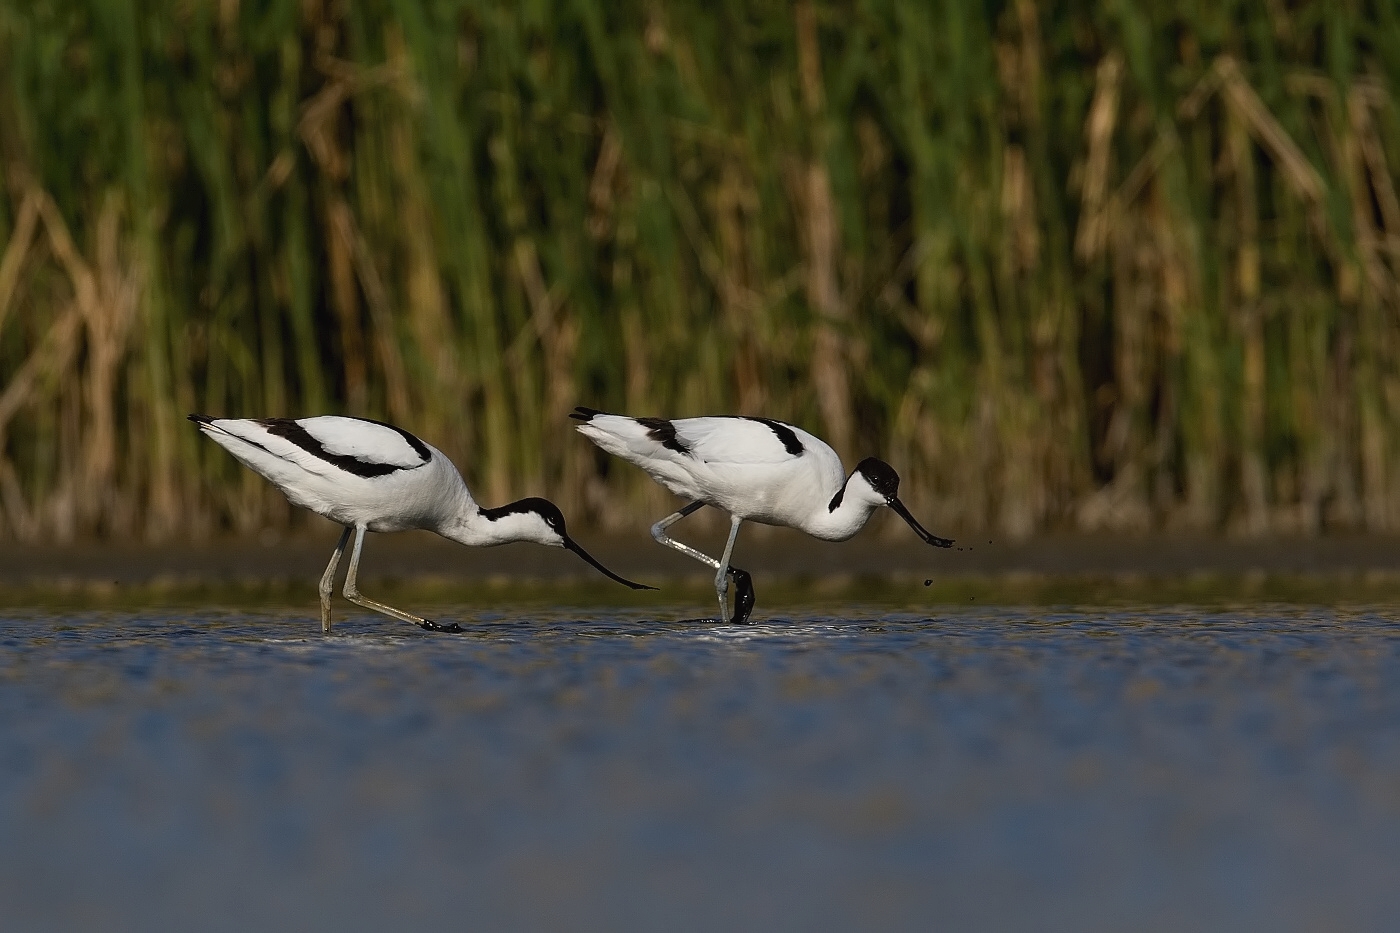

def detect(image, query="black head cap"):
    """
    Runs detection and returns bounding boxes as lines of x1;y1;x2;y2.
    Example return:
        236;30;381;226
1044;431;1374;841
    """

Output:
524;497;567;533
855;457;901;501
484;496;656;590
857;460;955;549
481;496;567;534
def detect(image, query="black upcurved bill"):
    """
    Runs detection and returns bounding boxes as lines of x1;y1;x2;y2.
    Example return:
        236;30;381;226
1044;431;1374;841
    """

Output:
889;497;954;548
564;537;657;590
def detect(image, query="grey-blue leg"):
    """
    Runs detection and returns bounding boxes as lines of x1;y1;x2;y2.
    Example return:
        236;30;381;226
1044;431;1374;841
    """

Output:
342;525;461;632
319;526;353;634
713;516;744;623
651;501;716;569
652;502;756;623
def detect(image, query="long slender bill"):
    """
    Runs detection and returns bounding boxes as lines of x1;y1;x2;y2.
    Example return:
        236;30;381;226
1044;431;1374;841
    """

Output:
564;537;657;589
889;498;954;548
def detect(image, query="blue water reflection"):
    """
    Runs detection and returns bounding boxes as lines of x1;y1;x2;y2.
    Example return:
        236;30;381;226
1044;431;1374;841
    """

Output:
2;607;1398;931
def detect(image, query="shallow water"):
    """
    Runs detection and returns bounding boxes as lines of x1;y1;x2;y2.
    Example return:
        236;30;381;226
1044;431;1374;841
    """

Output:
2;605;1399;932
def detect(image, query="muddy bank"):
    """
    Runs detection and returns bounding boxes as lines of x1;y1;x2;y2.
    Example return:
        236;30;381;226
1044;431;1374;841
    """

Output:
3;527;1400;589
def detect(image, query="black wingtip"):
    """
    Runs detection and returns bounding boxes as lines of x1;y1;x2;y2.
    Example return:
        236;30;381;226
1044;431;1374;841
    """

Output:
187;413;213;425
570;406;606;422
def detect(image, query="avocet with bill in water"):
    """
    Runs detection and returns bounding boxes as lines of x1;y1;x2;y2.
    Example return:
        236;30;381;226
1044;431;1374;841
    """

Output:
190;414;652;633
570;407;954;623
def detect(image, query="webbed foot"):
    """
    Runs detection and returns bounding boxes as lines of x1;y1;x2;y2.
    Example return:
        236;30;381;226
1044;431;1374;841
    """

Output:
419;620;464;634
728;567;756;625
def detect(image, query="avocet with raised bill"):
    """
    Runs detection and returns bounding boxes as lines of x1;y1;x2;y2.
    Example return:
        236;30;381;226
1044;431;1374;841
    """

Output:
570;407;953;623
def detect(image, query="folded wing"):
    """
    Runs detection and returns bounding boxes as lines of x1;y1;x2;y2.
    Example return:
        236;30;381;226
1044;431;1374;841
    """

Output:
572;409;829;468
194;415;430;479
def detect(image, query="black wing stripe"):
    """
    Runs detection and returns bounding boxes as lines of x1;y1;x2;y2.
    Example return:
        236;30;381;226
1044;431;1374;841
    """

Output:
257;418;426;478
572;410;803;458
739;417;804;456
637;417;691;455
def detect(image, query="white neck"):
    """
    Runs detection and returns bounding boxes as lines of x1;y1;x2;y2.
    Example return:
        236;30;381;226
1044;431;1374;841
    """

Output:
437;495;564;549
798;481;884;542
438;508;529;547
438;513;492;547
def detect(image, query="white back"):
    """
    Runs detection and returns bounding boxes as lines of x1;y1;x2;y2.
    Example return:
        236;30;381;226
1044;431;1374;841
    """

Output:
575;413;849;525
668;417;834;465
293;416;428;470
196;416;470;532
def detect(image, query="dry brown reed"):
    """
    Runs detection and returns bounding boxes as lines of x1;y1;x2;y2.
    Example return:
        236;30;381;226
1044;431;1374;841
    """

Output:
0;1;1398;541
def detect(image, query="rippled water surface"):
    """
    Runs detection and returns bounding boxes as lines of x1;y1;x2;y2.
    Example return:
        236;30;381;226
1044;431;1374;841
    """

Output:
3;605;1400;932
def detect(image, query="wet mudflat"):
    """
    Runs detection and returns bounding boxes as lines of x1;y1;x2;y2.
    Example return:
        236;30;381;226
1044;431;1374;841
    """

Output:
2;606;1399;932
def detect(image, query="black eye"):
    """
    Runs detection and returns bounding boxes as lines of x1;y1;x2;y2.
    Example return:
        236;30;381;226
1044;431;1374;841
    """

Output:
856;458;900;498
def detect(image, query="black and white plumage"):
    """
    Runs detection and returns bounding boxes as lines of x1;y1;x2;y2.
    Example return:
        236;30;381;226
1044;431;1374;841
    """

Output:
190;414;651;633
571;407;954;623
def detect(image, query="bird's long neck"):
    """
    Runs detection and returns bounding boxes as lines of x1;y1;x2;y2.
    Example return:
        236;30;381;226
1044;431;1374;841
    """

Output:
438;495;550;547
430;479;502;546
439;513;493;546
798;479;881;542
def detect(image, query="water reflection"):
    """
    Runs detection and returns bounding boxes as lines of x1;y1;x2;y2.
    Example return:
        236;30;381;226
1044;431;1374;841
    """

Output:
1;606;1399;931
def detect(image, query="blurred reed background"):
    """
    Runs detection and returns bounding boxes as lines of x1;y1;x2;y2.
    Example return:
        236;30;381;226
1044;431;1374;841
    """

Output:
0;0;1397;543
